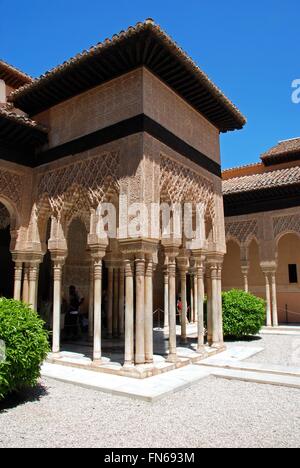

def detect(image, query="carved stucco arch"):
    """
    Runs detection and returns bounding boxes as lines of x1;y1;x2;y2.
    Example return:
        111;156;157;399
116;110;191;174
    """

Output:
159;154;216;244
34;151;120;246
0;195;20;231
273;214;300;247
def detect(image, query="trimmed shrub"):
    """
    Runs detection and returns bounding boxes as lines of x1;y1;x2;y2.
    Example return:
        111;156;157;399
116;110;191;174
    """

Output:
0;298;49;400
222;289;265;338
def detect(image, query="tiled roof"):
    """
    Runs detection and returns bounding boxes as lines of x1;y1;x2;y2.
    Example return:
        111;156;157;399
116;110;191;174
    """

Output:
9;19;246;132
223;165;300;195
0;104;47;133
0;60;32;88
261;138;300;165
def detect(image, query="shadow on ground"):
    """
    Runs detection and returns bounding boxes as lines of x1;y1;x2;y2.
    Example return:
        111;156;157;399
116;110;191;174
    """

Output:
224;335;263;343
0;384;48;413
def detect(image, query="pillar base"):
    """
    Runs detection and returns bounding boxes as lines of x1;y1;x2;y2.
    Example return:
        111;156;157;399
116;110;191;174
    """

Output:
145;358;154;364
212;342;226;351
92;359;103;366
167;353;177;363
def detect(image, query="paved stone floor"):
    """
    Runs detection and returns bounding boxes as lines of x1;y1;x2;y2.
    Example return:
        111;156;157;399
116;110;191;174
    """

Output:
0;375;299;448
0;333;299;448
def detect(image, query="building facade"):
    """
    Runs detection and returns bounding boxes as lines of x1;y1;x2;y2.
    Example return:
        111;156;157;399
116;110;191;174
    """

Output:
223;138;300;325
0;20;246;371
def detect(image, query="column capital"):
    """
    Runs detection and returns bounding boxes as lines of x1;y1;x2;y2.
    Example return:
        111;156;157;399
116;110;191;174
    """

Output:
260;260;277;275
89;244;107;261
50;249;67;266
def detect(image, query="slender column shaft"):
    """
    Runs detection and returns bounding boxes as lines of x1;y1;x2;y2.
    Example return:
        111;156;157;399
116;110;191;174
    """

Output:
119;267;125;336
124;260;134;366
13;262;23;301
145;260;154;363
29;264;39;310
190;274;194;323
217;266;224;346
193;272;198;323
163;267;169;328
264;273;272;327
22;263;30;303
52;260;64;354
180;270;187;343
271;273;278;327
113;268;119;337
197;264;205;351
243;274;249;293
88;264;94;340
211;265;220;347
168;260;177;362
135;258;145;364
34;264;40;310
107;267;113;337
206;272;213;345
93;259;102;362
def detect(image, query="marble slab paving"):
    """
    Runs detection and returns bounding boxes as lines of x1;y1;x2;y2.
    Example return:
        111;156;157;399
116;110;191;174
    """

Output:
41;362;210;402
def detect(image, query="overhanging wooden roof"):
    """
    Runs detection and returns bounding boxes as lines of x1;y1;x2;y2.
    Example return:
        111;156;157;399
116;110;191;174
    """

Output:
0;105;48;147
10;19;246;133
261;138;300;166
0;60;32;88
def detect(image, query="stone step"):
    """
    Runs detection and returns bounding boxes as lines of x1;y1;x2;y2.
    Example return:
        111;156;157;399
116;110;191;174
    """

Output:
41;362;210;402
198;360;300;378
200;365;300;389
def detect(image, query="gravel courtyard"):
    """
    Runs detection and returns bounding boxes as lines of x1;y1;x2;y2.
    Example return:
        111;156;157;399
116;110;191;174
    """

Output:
0;334;299;448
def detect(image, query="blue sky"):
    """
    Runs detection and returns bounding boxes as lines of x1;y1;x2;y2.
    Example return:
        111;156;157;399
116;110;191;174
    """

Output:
1;0;299;168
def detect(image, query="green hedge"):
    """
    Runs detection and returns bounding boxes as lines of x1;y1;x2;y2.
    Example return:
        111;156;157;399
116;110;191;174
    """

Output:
0;298;49;400
222;289;266;338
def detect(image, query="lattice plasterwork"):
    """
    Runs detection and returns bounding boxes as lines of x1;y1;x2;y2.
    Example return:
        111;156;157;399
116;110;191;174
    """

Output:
225;219;258;244
0;204;10;230
273;214;300;239
0;168;22;207
37;152;119;217
159;155;215;217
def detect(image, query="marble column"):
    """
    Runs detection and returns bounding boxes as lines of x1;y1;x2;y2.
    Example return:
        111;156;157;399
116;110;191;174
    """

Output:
135;258;145;364
119;266;125;336
264;273;272;327
217;264;224;347
193;271;198;323
167;259;177;362
145;259;154;363
107;266;113;337
92;256;103;362
179;268;187;344
271;272;278;327
196;259;205;352
124;259;134;367
206;270;213;346
13;261;23;301
241;265;249;293
113;267;119;337
190;273;194;323
22;263;30;303
51;254;66;354
211;264;220;348
29;263;39;311
88;263;94;341
163;266;169;328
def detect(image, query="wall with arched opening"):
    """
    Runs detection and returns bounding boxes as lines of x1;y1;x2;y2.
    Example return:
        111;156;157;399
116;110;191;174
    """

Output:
277;232;300;323
248;239;265;296
222;239;243;290
64;218;90;315
0;202;13;297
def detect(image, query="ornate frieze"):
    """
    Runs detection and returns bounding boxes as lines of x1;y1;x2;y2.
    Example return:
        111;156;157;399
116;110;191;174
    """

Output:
273;214;300;239
225;219;258;244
